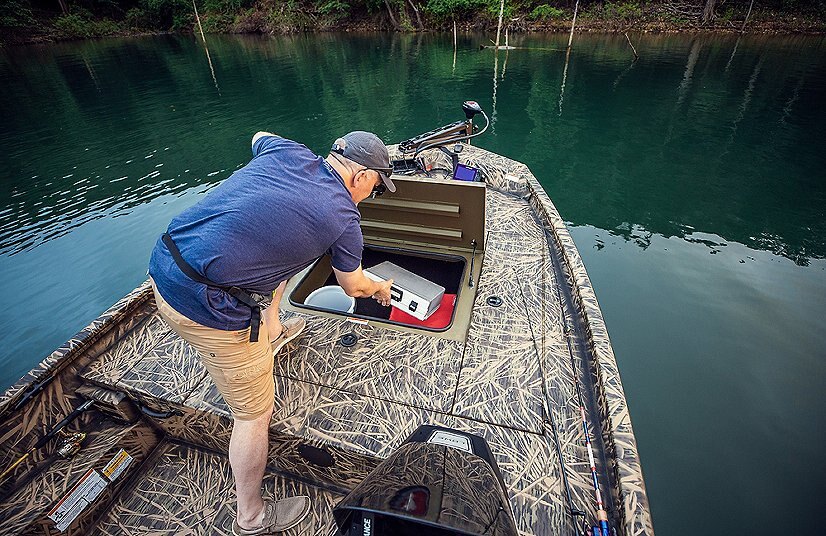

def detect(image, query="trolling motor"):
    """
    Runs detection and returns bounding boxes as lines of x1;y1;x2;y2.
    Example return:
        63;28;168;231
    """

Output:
394;101;489;180
334;425;517;536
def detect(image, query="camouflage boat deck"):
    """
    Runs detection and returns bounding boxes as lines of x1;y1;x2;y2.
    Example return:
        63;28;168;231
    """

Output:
0;146;653;536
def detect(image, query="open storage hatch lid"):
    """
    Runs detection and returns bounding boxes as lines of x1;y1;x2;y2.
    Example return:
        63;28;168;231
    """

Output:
358;176;486;253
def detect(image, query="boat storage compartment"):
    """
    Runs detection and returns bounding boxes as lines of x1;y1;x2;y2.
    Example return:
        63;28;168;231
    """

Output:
287;175;486;335
290;245;465;329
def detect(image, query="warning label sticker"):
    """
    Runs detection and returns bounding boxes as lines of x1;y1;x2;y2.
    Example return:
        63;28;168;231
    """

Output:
48;469;108;531
102;449;133;482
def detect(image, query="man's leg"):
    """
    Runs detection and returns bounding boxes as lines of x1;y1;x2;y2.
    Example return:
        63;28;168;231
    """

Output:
230;403;274;530
265;280;307;355
151;281;309;533
263;280;288;342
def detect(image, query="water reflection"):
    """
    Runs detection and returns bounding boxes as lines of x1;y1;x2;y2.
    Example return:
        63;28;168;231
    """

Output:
1;32;824;264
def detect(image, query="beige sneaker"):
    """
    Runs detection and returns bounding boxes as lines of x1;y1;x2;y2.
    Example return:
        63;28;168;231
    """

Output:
231;496;311;535
270;317;306;356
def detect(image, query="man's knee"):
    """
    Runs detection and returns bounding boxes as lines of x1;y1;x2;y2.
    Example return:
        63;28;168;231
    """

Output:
234;402;274;426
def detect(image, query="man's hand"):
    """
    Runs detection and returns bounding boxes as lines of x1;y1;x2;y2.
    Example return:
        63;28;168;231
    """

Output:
334;265;393;307
371;279;394;307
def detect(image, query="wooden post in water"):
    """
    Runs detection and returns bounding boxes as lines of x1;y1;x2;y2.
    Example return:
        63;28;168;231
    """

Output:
495;0;505;48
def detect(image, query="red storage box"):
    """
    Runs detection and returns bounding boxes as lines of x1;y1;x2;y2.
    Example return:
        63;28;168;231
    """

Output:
389;294;456;329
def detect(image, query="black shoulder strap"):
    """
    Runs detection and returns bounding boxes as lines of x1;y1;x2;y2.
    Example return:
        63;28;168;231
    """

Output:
162;233;213;287
161;233;262;342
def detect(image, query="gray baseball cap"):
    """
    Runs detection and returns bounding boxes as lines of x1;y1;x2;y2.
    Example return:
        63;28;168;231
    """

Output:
331;131;396;193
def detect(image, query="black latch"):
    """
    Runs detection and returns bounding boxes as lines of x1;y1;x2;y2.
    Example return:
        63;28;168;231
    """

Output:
486;296;503;307
339;332;358;347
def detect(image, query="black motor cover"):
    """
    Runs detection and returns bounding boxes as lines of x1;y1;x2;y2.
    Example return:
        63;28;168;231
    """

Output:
333;425;517;536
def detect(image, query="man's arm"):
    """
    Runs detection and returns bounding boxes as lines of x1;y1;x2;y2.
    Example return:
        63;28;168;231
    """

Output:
334;265;393;306
252;131;276;150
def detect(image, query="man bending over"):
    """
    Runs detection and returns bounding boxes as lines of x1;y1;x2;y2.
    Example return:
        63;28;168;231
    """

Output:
148;131;394;535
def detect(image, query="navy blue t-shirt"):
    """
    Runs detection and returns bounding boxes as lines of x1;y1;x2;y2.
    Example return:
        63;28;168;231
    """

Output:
148;135;363;330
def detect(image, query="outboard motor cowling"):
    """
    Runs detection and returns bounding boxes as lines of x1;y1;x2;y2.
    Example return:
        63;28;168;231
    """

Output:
334;425;517;536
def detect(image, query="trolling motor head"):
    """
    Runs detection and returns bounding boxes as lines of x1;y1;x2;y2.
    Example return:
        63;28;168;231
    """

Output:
398;100;489;158
462;100;483;119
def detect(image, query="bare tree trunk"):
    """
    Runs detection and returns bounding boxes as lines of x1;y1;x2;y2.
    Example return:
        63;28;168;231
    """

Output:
192;0;206;43
192;0;220;93
452;19;457;73
702;0;716;24
453;20;457;49
567;0;580;49
495;0;505;48
56;0;68;15
384;0;400;30
741;0;754;33
624;32;639;60
406;0;423;30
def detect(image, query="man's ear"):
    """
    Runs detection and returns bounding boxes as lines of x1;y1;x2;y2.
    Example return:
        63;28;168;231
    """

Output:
352;169;367;188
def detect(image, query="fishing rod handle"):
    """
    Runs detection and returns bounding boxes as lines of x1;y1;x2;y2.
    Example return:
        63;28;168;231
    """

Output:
33;399;94;449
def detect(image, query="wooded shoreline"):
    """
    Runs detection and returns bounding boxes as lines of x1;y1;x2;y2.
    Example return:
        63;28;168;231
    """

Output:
2;1;824;46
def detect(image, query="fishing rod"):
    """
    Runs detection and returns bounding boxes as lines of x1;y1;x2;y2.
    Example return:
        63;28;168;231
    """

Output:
0;399;94;485
564;315;613;536
574;385;611;536
547;399;587;535
517;265;586;536
544;237;614;536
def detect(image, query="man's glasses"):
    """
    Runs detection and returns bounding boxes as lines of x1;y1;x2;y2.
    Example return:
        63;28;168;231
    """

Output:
330;151;392;197
361;167;392;197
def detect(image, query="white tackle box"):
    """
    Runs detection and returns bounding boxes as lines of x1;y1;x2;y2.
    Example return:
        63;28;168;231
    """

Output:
363;261;446;321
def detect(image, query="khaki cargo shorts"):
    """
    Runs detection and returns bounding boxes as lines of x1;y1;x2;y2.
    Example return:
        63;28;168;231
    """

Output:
151;278;274;421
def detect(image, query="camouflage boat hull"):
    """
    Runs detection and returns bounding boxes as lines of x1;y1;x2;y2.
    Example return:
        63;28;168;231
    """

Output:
0;146;653;536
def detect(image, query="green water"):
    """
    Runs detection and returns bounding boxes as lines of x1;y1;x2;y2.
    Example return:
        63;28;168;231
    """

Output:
1;32;824;534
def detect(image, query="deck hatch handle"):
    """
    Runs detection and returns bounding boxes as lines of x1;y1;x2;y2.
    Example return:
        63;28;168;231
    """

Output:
361;220;463;241
360;198;460;217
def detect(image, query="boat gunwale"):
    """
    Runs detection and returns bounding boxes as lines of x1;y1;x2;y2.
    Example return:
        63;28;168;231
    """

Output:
0;280;153;417
458;145;655;536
